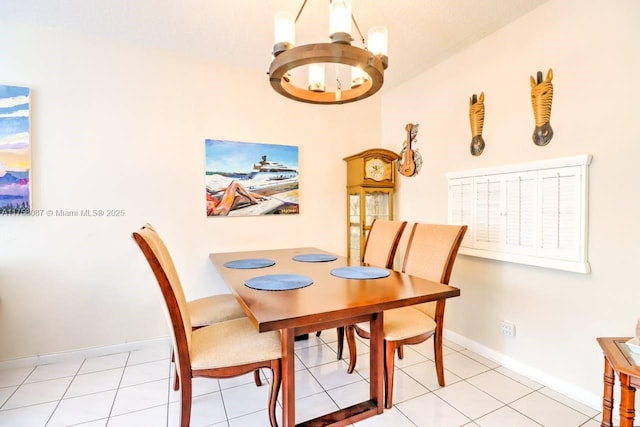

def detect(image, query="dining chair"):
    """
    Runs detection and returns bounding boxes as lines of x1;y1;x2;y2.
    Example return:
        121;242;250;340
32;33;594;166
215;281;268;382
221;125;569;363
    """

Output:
317;219;407;360
346;222;467;408
140;224;262;389
132;227;282;427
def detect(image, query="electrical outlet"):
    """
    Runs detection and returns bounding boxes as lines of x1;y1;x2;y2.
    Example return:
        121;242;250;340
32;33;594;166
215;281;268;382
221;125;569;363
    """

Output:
501;320;516;337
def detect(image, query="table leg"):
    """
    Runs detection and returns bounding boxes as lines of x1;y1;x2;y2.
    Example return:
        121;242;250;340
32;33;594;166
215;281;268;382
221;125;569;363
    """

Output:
369;312;384;414
281;328;296;427
601;357;614;427
619;373;636;427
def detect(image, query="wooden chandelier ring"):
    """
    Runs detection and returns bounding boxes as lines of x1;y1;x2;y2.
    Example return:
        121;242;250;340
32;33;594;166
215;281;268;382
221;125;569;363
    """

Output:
269;43;385;105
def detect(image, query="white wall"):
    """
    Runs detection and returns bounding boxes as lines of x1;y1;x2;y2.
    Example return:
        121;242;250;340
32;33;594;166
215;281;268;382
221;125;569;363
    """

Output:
3;0;639;410
383;0;640;405
0;23;381;361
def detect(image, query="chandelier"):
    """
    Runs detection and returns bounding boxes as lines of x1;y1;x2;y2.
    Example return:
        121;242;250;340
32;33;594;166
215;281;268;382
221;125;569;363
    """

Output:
268;0;388;105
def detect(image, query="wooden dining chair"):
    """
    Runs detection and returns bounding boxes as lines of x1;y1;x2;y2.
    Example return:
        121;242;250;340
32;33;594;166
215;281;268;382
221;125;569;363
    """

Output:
142;224;246;326
140;224;262;389
317;219;407;360
132;227;282;427
346;222;467;408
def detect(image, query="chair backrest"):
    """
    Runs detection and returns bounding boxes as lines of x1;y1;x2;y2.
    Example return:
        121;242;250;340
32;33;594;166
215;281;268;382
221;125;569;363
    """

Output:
362;219;408;269
139;224;184;303
402;223;467;317
132;226;193;370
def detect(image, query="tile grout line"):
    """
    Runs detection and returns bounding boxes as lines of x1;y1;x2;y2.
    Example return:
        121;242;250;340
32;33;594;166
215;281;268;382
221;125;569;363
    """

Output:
105;350;131;423
464;385;544;426
386;402;419;427
44;359;85;427
0;365;37;412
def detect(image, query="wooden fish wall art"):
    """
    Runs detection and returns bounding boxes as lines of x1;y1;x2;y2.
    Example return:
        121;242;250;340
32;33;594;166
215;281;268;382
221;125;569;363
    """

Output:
469;92;485;156
530;69;554;146
398;123;422;177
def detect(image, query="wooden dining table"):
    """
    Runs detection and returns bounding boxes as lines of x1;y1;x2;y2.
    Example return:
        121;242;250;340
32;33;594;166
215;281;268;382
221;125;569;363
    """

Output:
210;247;461;427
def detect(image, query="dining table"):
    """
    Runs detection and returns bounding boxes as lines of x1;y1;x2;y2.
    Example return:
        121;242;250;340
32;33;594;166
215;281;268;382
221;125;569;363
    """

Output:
209;247;461;427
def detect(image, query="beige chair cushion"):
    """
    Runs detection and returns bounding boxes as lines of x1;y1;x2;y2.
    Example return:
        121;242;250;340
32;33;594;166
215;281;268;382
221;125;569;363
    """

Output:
187;294;246;327
357;307;436;342
363;220;406;268
190;317;281;370
403;223;466;284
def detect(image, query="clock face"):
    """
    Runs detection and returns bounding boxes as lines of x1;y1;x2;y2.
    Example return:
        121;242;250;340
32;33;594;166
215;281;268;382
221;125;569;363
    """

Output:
366;158;387;181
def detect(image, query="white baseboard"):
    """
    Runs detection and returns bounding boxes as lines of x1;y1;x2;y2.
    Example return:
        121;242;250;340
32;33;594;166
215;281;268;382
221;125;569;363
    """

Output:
443;329;602;412
0;336;171;370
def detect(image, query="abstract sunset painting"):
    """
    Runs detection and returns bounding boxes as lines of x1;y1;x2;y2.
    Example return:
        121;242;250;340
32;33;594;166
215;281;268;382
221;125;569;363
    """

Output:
0;85;31;214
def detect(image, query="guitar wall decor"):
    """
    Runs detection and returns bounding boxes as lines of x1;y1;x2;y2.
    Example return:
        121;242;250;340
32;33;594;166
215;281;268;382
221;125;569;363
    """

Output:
469;92;486;156
398;123;422;177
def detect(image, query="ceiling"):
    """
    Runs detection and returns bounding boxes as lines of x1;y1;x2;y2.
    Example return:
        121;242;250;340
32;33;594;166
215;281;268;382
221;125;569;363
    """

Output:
1;0;550;91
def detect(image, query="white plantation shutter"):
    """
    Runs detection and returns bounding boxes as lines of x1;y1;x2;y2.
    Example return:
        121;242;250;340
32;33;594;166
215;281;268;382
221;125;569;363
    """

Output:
448;178;473;247
474;177;502;249
447;156;591;273
539;167;581;261
504;172;537;254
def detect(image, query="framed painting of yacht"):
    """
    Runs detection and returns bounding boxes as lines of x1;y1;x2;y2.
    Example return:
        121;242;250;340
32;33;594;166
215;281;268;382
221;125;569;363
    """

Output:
204;139;299;217
0;85;31;215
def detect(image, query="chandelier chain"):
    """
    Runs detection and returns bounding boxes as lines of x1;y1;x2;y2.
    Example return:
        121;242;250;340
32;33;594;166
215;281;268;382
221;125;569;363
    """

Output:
294;0;308;22
351;14;365;46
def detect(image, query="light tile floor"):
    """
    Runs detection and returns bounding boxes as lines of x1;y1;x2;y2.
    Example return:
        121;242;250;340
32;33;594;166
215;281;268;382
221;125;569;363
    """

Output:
0;330;619;426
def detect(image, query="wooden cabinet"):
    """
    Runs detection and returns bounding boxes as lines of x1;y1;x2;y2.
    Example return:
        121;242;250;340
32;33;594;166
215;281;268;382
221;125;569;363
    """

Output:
344;149;399;263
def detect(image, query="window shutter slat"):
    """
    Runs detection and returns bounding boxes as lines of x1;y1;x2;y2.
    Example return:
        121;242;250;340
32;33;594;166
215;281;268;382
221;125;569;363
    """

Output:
475;178;502;248
539;167;581;261
505;173;537;253
449;178;473;247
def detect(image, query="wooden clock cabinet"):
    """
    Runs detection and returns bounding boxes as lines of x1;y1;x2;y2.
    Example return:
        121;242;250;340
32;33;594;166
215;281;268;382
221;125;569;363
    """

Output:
343;148;400;263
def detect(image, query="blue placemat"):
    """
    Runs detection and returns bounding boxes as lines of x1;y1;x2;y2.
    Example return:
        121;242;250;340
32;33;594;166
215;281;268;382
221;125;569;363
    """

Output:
223;258;275;269
292;253;338;263
330;266;391;279
245;274;314;291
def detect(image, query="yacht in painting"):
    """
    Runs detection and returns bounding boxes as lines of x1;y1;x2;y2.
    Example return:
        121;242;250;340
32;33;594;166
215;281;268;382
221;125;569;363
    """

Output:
249;155;298;182
207;155;298;194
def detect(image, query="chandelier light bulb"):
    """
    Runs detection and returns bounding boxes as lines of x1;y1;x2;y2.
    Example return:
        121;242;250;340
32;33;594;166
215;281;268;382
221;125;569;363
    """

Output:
308;64;326;92
351;67;367;88
329;0;352;44
367;26;388;68
367;26;387;56
273;11;295;56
